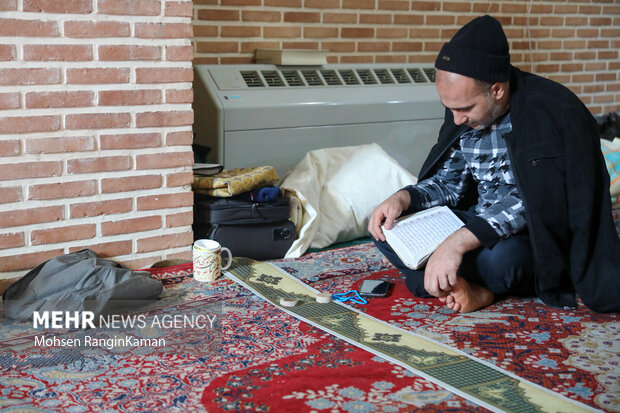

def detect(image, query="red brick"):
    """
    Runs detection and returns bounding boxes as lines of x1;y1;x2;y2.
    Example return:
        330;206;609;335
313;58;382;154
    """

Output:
0;206;64;229
165;1;193;17
0;68;60;86
137;232;193;253
165;45;193;61
342;0;374;9
0;161;61;181
0;18;58;36
412;1;440;11
377;27;407;39
70;199;133;218
242;10;281;22
322;42;355;53
377;55;407;63
222;0;260;4
378;0;408;10
99;45;161;61
196;41;238;53
166;130;192;145
304;27;338;38
410;28;440;39
240;41;279;53
135;22;193;38
67;156;131;174
25;136;94;154
66;113;130;130
264;0;301;6
341;28;374;38
264;26;302;38
358;41;390;52
166;171;193;187
393;41;423;52
67;68;130;84
0;233;24;250
0;140;20;156
137;192;193;211
359;13;392;24
98;0;160;15
166;88;193;103
394;14;424;25
100;132;161;150
561;63;584;72
0;187;22;204
340;55;374;64
284;12;320;22
323;12;357;24
102;216;162;236
136;68;193;83
162;250;192;262
165;211;193;227
0;45;15;61
305;0;339;7
597;73;617;82
424;15;453;25
0;249;64;272
99;89;161;106
193;25;219;37
136;110;193;128
197;9;239;21
101;175;163;193
221;26;261;38
136;151;194;169
0;0;17;10
65;21;130;37
29;180;97;200
24;0;93;13
0;116;60;134
24;44;93;61
31;224;96;246
26;91;93;108
68;241;132;258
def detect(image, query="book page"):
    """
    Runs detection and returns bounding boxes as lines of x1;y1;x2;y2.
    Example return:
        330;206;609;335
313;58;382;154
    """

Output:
383;206;463;269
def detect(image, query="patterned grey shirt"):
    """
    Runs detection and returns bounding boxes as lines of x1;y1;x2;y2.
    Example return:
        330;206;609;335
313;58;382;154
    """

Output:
412;113;527;238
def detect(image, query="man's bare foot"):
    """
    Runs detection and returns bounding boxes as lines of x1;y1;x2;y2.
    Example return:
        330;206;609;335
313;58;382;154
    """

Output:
443;276;494;313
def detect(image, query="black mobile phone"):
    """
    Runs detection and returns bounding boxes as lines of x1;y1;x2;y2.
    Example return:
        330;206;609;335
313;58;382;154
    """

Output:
359;280;391;297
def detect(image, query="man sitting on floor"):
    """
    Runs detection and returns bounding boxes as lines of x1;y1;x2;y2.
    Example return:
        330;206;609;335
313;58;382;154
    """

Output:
368;15;620;314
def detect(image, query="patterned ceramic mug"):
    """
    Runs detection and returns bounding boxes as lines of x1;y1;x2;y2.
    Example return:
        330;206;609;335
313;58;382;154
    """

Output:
192;239;232;282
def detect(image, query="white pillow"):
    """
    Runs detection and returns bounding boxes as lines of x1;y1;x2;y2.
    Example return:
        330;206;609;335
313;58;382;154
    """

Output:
281;143;417;257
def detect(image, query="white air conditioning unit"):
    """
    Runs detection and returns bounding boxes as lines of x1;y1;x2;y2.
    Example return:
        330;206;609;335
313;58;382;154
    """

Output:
193;64;444;177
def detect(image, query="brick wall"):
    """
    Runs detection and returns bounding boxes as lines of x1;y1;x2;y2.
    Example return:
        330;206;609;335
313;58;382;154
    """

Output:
193;0;620;114
0;0;195;275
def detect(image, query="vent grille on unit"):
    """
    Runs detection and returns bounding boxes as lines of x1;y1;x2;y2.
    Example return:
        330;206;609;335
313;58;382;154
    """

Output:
261;70;285;87
374;69;395;84
282;70;304;86
238;67;436;88
339;69;360;85
320;70;342;86
301;70;324;86
241;71;264;87
423;68;436;82
407;68;427;83
389;68;410;84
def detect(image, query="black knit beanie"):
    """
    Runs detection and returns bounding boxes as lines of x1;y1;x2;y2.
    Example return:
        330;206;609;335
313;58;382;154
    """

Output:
434;15;511;83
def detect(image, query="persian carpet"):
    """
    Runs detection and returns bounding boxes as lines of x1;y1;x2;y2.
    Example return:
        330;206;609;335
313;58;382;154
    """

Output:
0;242;618;412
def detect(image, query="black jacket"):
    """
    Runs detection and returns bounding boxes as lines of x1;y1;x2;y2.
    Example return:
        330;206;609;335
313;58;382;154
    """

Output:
416;66;620;312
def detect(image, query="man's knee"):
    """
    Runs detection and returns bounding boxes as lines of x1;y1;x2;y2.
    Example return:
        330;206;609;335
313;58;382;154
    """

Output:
474;235;535;295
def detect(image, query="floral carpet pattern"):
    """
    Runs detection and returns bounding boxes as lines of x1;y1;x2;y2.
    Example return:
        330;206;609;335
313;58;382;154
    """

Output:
0;242;618;412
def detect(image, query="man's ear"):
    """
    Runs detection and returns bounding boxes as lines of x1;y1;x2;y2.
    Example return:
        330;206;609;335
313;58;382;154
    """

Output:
490;82;508;100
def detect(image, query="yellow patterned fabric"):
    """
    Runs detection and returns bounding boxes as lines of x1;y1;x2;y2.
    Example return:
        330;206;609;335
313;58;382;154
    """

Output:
192;166;280;197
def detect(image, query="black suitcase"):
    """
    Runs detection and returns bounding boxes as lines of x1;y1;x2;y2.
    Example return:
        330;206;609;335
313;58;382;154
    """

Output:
193;221;295;260
193;192;295;260
194;193;290;225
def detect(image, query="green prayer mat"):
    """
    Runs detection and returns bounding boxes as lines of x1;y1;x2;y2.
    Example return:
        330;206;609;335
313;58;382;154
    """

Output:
226;258;597;413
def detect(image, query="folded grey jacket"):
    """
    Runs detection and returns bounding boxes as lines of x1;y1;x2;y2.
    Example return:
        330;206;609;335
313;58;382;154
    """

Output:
3;249;163;321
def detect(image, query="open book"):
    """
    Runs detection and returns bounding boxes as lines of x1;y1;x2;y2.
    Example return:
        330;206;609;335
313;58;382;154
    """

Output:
382;206;464;270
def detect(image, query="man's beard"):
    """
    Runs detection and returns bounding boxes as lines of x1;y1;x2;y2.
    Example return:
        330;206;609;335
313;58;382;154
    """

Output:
468;95;507;130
